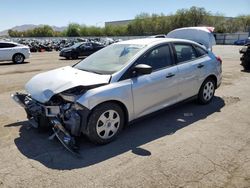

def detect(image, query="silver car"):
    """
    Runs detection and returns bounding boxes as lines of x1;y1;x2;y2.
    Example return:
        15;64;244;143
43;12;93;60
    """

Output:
12;38;222;152
0;41;30;64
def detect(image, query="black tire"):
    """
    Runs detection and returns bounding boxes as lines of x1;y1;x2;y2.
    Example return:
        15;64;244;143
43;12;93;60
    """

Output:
12;53;25;64
87;103;125;145
71;53;78;59
241;55;250;70
197;78;216;105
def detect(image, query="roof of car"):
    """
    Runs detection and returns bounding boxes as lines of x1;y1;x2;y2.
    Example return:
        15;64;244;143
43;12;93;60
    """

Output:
118;38;197;46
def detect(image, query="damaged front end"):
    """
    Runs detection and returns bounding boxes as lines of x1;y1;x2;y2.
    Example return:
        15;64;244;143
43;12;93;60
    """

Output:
11;91;90;156
11;66;111;155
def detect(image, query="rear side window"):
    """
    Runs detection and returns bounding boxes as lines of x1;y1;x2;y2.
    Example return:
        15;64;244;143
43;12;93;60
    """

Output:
194;45;208;57
138;44;173;71
0;43;16;48
174;44;197;63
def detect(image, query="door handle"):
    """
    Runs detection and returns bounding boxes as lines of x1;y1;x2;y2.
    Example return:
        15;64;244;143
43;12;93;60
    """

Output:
166;73;175;78
197;64;204;68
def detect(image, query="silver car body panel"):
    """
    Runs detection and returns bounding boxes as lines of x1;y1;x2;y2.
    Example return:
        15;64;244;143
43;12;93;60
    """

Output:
131;66;180;118
77;79;134;121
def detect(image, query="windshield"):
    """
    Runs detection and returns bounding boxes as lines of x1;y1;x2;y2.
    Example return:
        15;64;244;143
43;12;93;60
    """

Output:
74;43;145;74
71;42;84;48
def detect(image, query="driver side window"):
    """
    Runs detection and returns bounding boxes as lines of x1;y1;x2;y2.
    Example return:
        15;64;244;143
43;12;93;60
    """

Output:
119;44;174;81
137;44;173;71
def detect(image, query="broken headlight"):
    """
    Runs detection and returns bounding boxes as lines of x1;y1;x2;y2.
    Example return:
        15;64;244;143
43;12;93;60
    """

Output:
59;86;86;102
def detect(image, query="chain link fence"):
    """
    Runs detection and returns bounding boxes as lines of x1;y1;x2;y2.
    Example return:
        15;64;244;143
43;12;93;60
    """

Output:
215;32;249;45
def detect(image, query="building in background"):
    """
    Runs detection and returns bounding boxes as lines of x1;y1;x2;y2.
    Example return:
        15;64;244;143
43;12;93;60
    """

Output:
105;19;133;27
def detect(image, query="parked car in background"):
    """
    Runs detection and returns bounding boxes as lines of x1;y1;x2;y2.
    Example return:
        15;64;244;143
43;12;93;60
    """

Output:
12;38;222;154
0;41;30;63
150;34;167;38
59;41;105;59
240;43;250;70
234;37;250;45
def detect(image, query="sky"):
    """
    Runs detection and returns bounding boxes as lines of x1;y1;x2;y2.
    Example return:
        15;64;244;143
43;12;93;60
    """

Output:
0;0;250;31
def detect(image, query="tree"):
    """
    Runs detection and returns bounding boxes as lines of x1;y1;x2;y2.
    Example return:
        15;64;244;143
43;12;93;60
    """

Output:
66;23;81;37
86;26;103;36
237;15;250;32
7;7;250;37
80;25;89;36
187;6;211;26
8;29;20;37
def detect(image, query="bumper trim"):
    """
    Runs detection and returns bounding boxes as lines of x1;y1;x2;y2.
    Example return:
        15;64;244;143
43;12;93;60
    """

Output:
50;118;70;137
11;93;26;108
50;118;81;157
45;106;60;117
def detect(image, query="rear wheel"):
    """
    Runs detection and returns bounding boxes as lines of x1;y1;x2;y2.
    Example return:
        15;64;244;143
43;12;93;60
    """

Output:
198;78;215;104
13;53;24;64
87;103;124;144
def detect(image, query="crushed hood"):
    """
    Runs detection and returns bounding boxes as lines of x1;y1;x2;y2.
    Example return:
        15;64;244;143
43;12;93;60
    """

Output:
25;66;111;103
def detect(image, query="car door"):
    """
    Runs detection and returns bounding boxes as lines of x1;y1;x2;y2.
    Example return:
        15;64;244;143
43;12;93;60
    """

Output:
77;44;86;56
172;43;207;100
81;43;93;56
91;43;102;54
131;44;180;118
0;43;12;61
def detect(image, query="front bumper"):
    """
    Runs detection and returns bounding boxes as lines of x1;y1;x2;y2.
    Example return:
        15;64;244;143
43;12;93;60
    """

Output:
11;92;90;136
11;92;90;155
12;93;58;127
59;51;71;58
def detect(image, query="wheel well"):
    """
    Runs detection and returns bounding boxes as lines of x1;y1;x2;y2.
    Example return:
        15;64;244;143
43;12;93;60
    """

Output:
91;100;129;125
205;75;218;88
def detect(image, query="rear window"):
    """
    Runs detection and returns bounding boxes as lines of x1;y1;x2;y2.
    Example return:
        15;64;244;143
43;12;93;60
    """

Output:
194;45;208;57
174;44;197;63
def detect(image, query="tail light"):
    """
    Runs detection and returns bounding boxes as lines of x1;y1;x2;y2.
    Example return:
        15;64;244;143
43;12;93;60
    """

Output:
217;56;222;64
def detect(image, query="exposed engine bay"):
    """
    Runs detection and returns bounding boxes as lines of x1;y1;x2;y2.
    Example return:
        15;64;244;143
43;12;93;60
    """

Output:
11;90;91;156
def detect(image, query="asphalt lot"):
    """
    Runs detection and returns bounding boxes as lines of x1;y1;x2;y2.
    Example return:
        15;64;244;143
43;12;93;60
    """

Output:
0;45;250;188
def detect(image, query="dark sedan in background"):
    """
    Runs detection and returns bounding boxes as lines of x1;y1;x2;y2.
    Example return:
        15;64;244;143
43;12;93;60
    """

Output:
59;41;105;59
234;37;250;45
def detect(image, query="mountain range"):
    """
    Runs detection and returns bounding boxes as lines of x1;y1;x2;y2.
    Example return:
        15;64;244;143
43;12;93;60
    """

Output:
0;24;66;36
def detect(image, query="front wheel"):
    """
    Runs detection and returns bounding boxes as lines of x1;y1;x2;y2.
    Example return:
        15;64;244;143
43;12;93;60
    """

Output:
198;78;215;104
71;53;78;59
87;103;124;145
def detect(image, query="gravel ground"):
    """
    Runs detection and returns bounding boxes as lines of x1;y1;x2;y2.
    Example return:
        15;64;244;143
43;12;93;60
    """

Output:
0;45;249;188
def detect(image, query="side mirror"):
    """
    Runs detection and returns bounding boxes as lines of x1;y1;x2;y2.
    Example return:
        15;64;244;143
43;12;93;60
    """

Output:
133;64;152;76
